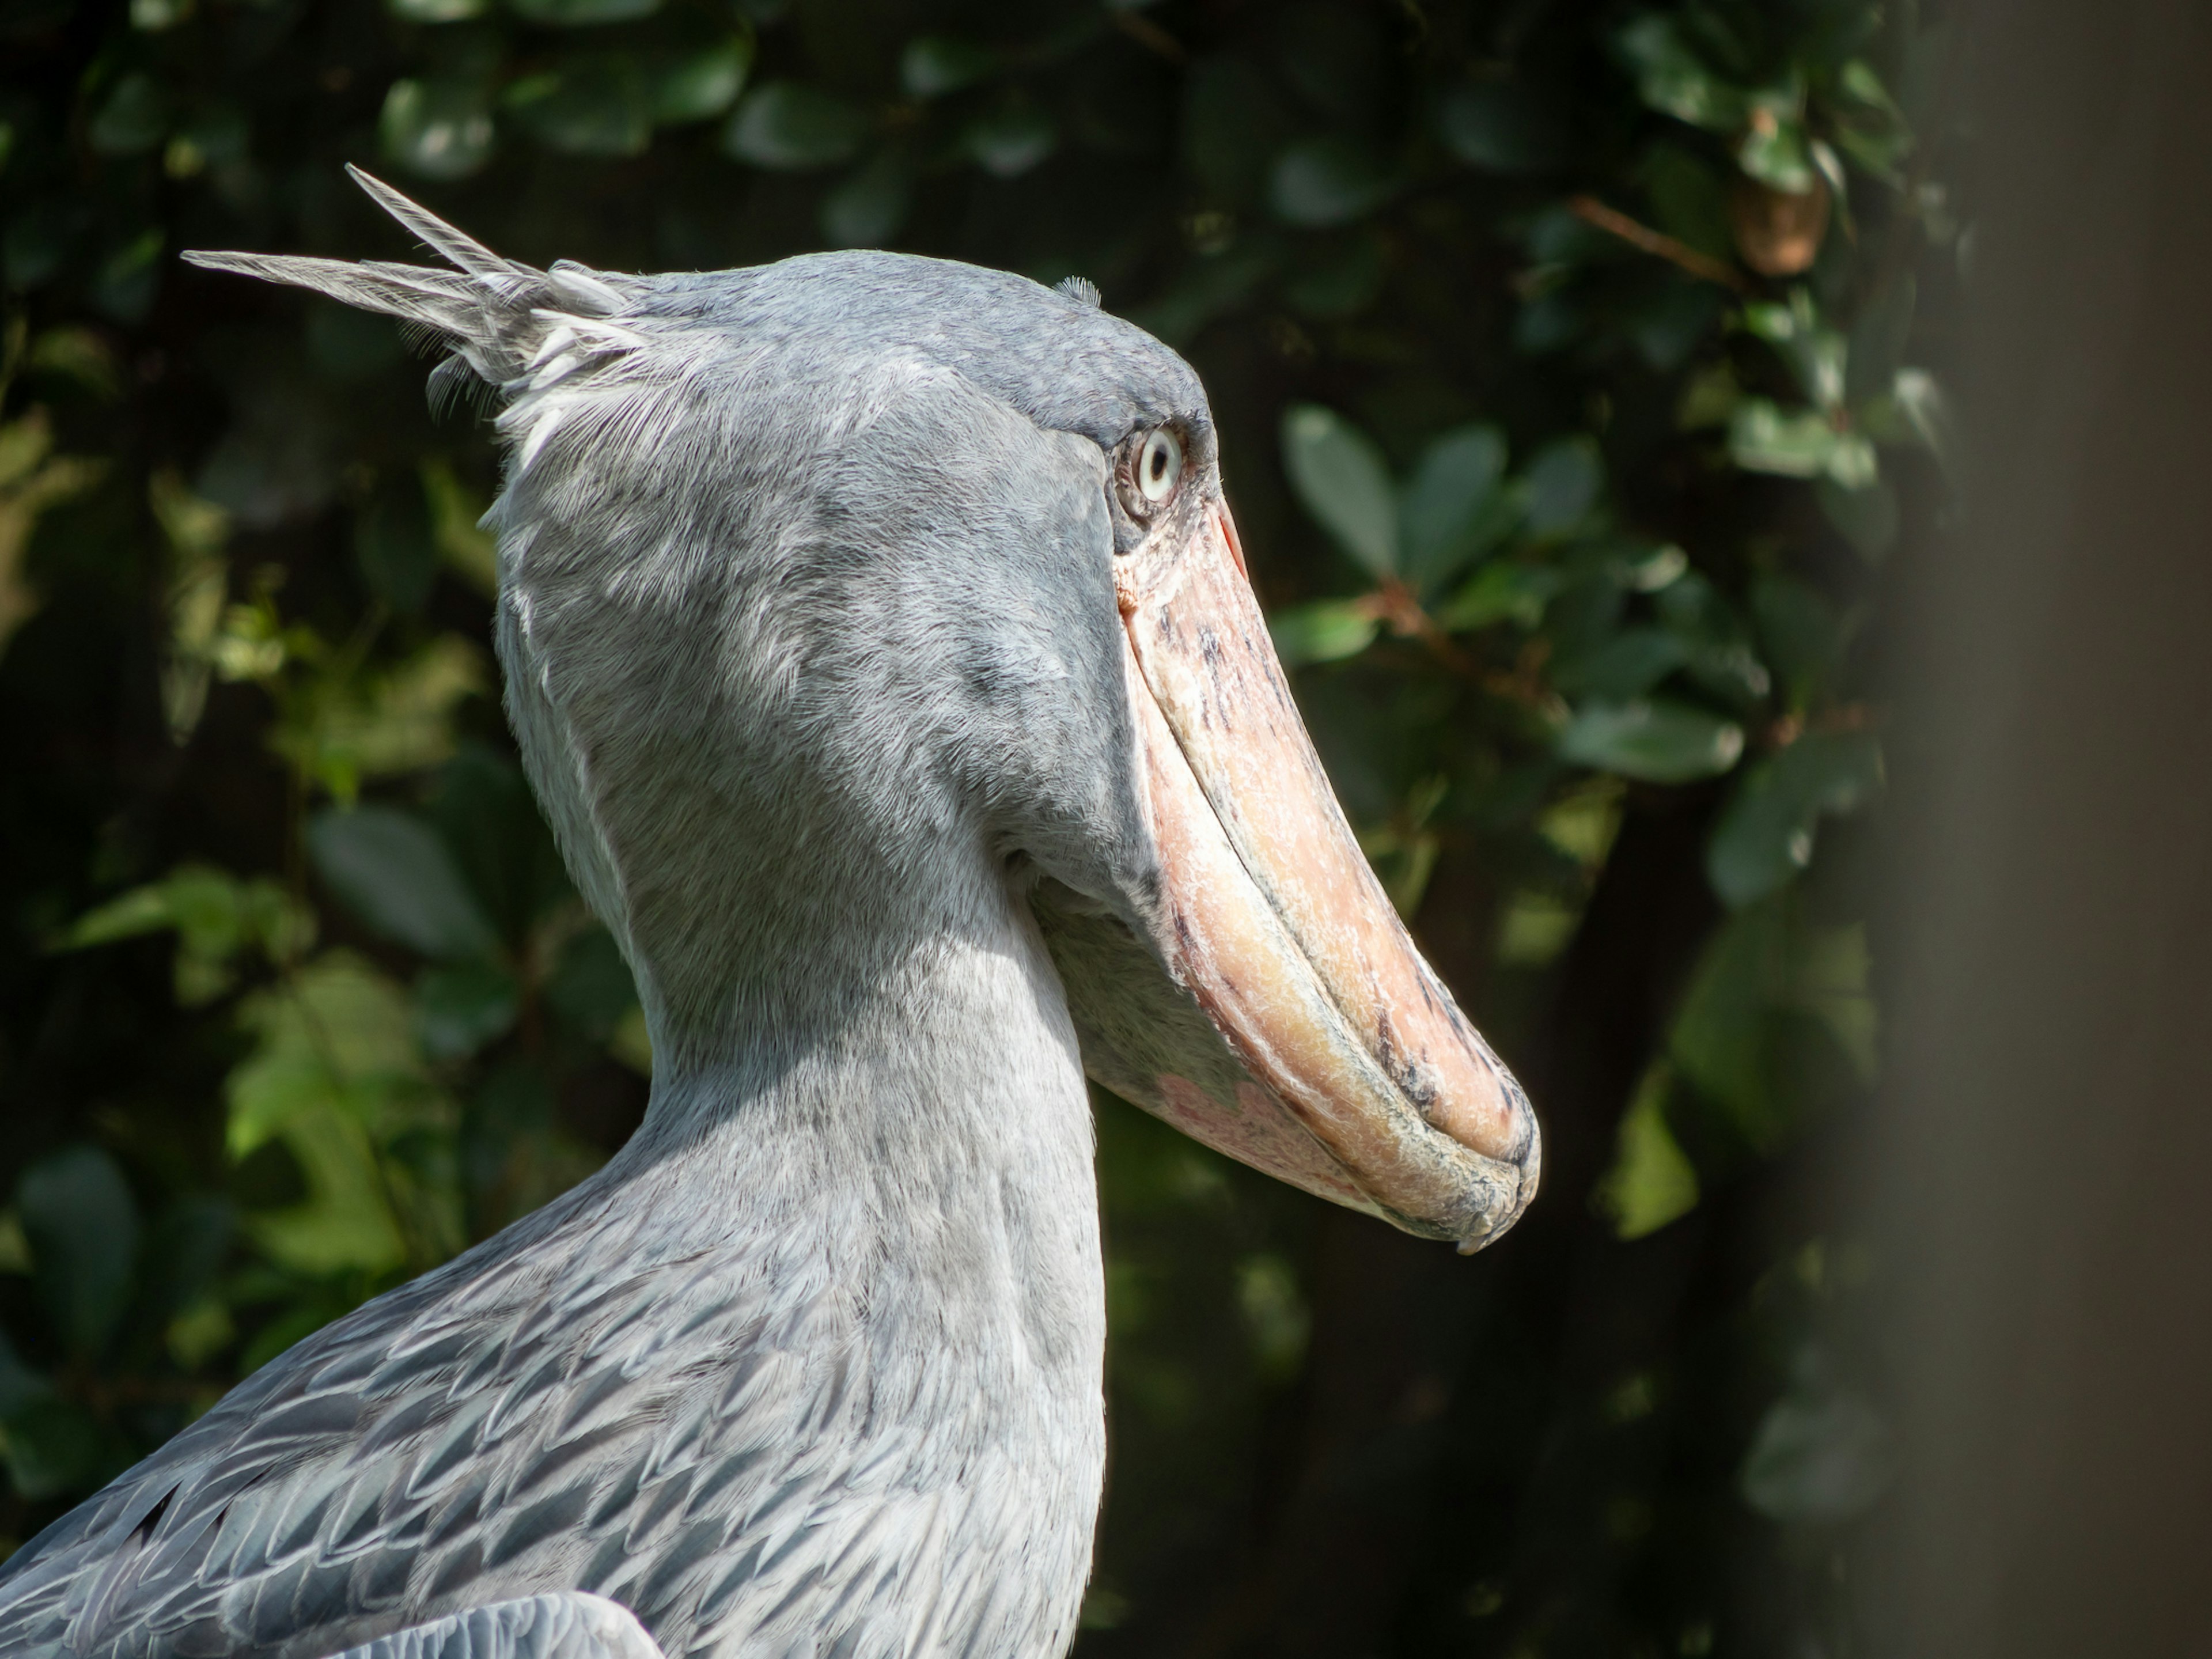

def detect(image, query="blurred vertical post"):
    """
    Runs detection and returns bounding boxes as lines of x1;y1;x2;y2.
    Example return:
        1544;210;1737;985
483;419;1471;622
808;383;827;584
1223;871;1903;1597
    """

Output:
1880;0;2212;1652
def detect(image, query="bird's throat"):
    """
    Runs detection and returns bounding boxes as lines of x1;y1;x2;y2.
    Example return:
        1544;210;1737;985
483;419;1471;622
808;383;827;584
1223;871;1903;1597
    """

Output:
589;880;1109;1655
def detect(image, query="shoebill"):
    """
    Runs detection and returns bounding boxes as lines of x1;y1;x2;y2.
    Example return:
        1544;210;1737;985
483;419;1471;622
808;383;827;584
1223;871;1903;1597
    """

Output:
0;168;1540;1659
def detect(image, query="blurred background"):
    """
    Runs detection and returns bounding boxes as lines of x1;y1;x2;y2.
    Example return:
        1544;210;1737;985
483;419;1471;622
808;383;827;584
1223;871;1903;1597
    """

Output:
0;0;1961;1654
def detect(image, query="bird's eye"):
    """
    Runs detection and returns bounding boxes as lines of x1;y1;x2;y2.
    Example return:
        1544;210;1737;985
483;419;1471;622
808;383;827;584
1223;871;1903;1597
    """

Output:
1135;427;1184;506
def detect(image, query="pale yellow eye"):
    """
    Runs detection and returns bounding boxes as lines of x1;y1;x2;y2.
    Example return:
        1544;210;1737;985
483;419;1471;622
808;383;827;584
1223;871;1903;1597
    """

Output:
1137;427;1183;505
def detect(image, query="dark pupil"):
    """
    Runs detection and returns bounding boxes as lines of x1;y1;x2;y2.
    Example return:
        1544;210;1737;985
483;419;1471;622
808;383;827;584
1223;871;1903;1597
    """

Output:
1147;446;1164;480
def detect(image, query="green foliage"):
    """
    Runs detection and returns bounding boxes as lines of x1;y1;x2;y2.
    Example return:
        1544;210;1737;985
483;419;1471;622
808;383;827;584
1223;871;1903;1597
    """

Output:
0;0;1953;1650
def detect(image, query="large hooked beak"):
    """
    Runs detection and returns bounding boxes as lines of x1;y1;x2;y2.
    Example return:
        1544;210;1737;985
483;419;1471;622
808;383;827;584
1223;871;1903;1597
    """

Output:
1056;496;1539;1252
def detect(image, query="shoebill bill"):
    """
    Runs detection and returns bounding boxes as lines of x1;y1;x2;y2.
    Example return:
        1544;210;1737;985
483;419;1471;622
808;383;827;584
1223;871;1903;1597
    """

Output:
0;168;1540;1659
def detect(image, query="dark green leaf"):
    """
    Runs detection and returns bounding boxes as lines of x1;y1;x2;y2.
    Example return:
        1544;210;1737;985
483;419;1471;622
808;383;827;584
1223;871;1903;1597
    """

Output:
308;807;501;960
415;961;521;1059
1183;56;1291;204
1846;274;1916;404
1282;233;1385;321
380;79;496;181
1741;1388;1895;1522
1816;476;1898;560
546;926;639;1037
18;1146;138;1357
1706;731;1883;907
1280;405;1397;579
1615;14;1748;131
0;1396;109;1501
1553;626;1690;700
1268;137;1397;229
1399;424;1515;594
355;472;437;613
507;0;659;23
1752;574;1847;707
1641;143;1734;261
139;1196;233;1324
1657;573;1771;706
1559;699;1744;783
93;230;163;325
388;0;487;19
505;58;653;158
723;83;868;170
1435;82;1566;173
820;150;912;248
967;104;1056;179
652;40;752;124
1522;437;1603;538
900;36;997;99
0;1327;50;1419
1437;560;1559;632
89;73;169;156
431;744;571;939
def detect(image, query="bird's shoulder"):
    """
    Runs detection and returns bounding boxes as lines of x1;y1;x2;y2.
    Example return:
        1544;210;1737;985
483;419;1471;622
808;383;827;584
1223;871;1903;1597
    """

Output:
0;1183;850;1659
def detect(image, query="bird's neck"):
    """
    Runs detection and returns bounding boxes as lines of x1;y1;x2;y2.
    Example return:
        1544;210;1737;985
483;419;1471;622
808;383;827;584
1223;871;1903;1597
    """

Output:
601;865;1108;1397
573;872;1107;1656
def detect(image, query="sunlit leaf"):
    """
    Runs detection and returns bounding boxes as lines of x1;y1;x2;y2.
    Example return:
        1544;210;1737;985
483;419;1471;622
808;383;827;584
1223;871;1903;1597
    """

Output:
386;0;486;19
1496;889;1581;966
421;460;497;597
246;1105;407;1277
1737;89;1816;192
17;1146;138;1357
1729;399;1876;487
227;954;425;1156
723;82;868;170
1280;404;1397;579
309;807;500;961
1268;599;1378;668
1560;699;1744;783
1596;1063;1700;1238
277;636;487;802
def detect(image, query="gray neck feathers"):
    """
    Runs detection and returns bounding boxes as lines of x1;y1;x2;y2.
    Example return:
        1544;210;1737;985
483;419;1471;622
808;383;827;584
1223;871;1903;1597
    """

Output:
478;268;1113;1656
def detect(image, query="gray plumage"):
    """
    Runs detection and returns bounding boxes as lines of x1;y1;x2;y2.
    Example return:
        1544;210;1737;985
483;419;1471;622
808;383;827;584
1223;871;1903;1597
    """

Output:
0;164;1534;1659
326;1595;660;1659
0;171;1219;1659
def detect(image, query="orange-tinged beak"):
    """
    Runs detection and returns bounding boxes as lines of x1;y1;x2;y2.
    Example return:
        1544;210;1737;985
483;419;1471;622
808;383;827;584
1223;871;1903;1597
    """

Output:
1101;499;1540;1251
